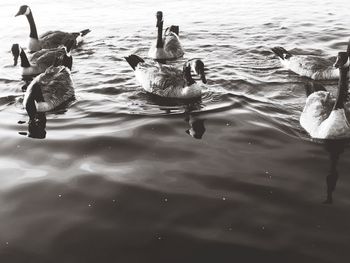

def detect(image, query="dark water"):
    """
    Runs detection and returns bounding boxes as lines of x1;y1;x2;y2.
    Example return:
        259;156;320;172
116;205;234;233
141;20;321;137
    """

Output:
1;0;350;262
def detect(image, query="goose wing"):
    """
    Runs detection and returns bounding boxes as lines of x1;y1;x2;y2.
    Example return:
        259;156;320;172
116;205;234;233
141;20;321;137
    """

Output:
31;48;66;69
38;66;74;109
291;55;334;70
300;91;333;136
40;31;77;49
137;63;186;97
286;55;337;79
30;48;51;62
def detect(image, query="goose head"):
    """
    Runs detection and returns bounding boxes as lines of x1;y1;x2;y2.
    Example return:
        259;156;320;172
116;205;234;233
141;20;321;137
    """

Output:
334;52;350;69
11;43;20;66
15;5;31;17
156;11;163;27
188;59;207;84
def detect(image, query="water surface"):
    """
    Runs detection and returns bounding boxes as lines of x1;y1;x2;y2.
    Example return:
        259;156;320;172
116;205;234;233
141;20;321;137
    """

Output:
1;0;350;262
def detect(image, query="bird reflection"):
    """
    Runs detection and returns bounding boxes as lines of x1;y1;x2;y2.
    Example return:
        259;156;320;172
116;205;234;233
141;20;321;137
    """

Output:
183;102;206;140
185;114;206;139
143;93;206;139
322;140;347;204
19;112;47;139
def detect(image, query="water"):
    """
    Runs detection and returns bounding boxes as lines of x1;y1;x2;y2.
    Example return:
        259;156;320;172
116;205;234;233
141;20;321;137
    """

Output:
1;0;350;262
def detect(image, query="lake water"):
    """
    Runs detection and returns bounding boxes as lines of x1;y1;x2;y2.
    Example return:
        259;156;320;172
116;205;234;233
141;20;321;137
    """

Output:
1;0;350;262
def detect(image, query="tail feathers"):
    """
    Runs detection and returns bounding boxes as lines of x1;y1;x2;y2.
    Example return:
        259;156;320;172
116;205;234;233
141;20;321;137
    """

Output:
80;29;91;36
271;47;292;60
125;55;144;70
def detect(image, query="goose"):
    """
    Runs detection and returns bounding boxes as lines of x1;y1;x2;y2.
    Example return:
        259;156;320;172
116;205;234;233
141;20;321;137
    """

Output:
300;51;350;139
15;5;90;52
271;42;350;80
23;55;75;120
125;55;207;99
148;11;184;60
11;40;74;77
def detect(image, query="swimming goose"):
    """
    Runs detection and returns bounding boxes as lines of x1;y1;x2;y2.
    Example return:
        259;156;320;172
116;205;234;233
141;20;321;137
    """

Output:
125;55;206;99
11;40;74;77
300;51;350;139
148;11;184;60
15;5;90;52
271;43;350;80
23;55;75;120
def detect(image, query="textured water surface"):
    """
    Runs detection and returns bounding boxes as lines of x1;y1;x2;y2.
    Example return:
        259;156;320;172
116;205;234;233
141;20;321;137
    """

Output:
1;0;350;262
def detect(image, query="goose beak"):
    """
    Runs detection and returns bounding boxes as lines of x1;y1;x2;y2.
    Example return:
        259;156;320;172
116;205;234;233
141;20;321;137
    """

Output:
15;10;22;17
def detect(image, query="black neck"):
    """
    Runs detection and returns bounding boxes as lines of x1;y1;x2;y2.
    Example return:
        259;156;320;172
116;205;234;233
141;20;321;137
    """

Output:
333;67;349;110
20;49;31;68
26;12;38;39
156;21;163;48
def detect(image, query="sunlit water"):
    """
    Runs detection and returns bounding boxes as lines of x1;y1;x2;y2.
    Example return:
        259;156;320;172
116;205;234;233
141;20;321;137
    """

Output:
1;0;350;262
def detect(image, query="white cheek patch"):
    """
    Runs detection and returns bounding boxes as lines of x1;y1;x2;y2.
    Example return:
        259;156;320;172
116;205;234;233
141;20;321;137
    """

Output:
24;7;31;16
190;61;199;74
344;58;350;67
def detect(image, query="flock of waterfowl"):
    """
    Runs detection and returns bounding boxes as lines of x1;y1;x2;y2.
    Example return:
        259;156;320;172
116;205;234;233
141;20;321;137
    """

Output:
9;5;350;140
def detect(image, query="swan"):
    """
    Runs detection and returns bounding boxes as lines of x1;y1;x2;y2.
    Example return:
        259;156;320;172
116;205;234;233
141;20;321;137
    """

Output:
23;55;75;120
15;5;90;52
148;11;184;60
11;40;74;76
271;44;349;80
300;51;350;139
125;55;206;99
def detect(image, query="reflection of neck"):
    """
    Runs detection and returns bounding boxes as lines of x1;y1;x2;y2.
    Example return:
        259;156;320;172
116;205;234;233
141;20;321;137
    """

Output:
333;66;349;110
26;12;38;39
156;21;163;48
324;141;345;204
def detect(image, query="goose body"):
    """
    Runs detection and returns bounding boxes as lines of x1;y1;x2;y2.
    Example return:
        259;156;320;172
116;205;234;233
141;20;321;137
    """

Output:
148;12;184;60
300;51;350;139
12;41;73;76
23;58;74;119
272;47;338;80
125;55;206;99
15;5;90;52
